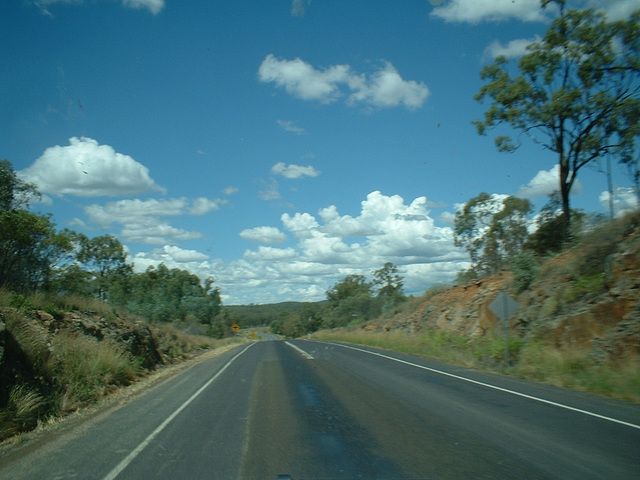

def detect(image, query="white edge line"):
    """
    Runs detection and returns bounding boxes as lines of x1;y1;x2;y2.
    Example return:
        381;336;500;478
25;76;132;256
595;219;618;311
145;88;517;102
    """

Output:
323;341;640;431
285;341;314;359
102;343;256;480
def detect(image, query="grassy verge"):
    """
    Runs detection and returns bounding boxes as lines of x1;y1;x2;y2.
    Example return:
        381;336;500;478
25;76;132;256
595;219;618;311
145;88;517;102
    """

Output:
313;329;640;403
0;293;246;442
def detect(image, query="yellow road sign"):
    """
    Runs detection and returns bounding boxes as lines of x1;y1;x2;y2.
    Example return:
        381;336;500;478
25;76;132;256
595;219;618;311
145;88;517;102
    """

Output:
231;323;240;332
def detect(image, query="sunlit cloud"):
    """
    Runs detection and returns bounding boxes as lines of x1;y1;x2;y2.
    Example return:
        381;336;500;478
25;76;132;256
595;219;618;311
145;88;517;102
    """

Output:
517;165;582;198
34;0;164;16
484;36;540;60
85;197;224;245
18;137;165;197
432;0;551;23
239;226;288;244
258;55;430;110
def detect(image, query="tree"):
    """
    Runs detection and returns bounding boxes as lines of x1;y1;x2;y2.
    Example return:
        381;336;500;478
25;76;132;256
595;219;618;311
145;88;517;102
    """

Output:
0;210;55;291
372;262;404;299
75;234;132;299
524;192;584;255
474;2;640;242
0;161;70;291
454;193;532;277
0;159;39;211
115;263;222;327
324;274;376;328
621;141;640;205
326;274;372;304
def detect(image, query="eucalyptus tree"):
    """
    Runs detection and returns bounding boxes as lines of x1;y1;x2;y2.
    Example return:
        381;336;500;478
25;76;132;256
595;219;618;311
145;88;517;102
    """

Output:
454;193;532;278
474;1;640;242
372;262;404;299
0;160;72;291
75;234;132;300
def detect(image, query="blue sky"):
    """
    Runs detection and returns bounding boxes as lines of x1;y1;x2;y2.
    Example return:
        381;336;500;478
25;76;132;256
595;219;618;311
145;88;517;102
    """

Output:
2;0;639;304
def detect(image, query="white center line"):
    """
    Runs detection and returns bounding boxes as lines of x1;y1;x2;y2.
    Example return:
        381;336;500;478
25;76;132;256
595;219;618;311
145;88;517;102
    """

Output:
324;341;640;431
102;343;256;480
285;341;314;359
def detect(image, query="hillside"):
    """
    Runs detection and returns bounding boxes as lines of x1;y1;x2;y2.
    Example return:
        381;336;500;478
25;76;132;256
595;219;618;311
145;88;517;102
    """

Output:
320;212;640;400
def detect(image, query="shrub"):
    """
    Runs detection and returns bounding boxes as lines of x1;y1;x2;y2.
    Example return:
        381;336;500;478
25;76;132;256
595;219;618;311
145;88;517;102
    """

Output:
541;297;559;316
511;251;539;293
562;274;607;303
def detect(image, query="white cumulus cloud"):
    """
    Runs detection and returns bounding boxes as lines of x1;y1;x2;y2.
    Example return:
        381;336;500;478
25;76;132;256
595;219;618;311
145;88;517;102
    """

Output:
277;120;306;135
432;0;637;24
239;226;288;244
599;187;639;217
271;162;320;179
85;197;223;245
223;186;239;195
189;197;227;215
258;55;430;110
432;0;550;23
243;246;298;261
586;0;640;20
34;0;164;16
128;191;466;304
122;0;164;15
18;137;165;198
517;165;582;198
131;246;212;277
484;36;540;60
347;62;430;110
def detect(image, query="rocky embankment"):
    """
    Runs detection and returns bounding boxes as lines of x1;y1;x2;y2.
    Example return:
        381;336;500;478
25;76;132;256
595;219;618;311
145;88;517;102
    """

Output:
367;215;640;364
0;309;163;386
0;304;214;440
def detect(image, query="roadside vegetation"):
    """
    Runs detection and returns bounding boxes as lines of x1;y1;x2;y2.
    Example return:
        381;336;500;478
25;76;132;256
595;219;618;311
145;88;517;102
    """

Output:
0;289;245;442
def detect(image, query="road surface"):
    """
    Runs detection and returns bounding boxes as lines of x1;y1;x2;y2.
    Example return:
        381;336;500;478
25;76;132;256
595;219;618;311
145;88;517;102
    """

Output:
0;340;638;479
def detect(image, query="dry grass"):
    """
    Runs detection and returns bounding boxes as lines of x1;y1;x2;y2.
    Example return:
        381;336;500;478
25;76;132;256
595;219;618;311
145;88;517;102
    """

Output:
0;292;246;441
314;329;640;403
47;332;142;411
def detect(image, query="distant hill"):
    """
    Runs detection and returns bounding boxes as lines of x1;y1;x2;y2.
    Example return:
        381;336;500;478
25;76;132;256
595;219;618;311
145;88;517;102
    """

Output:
225;301;317;327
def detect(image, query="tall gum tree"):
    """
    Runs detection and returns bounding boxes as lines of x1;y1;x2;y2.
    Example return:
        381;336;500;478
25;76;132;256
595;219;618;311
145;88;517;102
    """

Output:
474;0;640;242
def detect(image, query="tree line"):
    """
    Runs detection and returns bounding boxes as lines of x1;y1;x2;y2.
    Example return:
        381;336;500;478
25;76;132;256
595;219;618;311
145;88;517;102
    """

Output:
0;160;223;336
269;262;405;337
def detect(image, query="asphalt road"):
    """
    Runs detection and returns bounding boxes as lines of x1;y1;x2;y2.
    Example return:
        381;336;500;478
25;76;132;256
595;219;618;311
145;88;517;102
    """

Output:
1;339;639;479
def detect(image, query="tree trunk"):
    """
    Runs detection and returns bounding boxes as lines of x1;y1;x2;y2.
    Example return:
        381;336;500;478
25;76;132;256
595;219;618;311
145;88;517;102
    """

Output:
559;156;572;244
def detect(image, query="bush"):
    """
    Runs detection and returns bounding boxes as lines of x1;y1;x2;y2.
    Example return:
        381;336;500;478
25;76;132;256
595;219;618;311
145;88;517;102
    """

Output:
511;251;539;293
562;273;607;303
